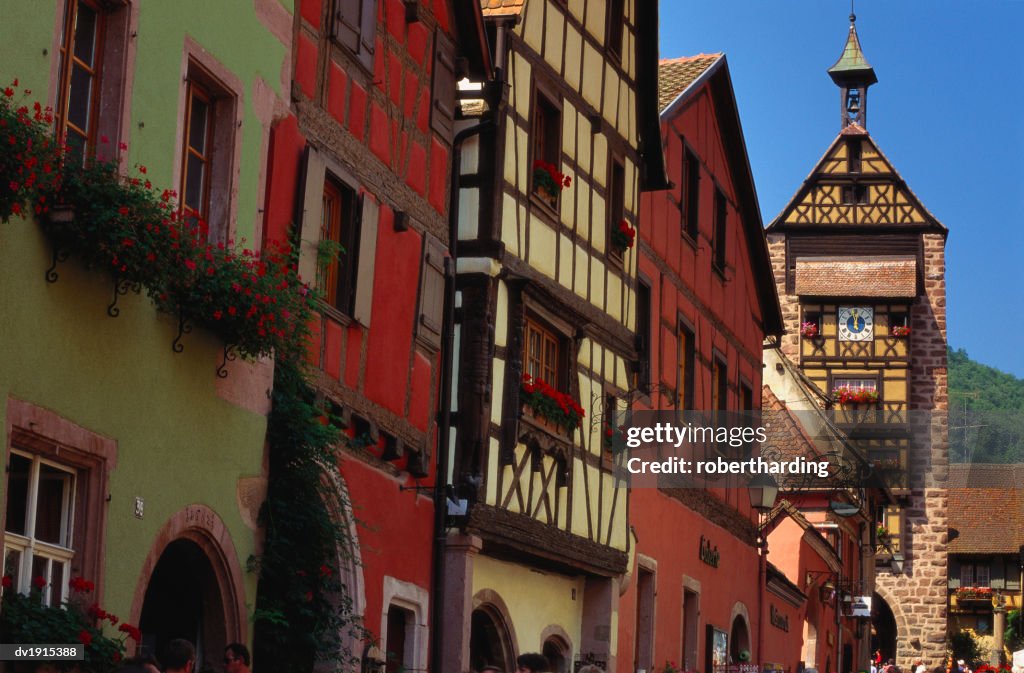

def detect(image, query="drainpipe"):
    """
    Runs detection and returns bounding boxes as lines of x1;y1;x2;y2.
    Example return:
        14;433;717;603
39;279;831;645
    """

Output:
430;105;496;673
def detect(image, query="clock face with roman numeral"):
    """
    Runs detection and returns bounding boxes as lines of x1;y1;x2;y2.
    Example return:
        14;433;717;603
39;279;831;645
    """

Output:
838;306;874;341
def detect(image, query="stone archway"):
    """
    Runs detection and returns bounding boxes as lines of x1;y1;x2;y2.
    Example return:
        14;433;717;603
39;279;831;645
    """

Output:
541;625;574;673
471;590;518;673
130;505;247;668
872;592;900;664
730;602;752;663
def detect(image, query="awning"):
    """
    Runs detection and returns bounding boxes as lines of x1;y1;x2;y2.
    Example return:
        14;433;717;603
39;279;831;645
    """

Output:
794;256;917;298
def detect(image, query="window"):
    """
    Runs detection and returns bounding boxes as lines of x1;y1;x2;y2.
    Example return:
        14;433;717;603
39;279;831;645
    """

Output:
682;149;700;240
179;61;237;244
297;147;380;326
56;0;105;164
319;177;360;316
677;322;695;410
608;158;626;262
803;310;823;333
635;282;651;392
181;78;214;226
832;378;877;393
975;565;991;588
711;354;727;417
606;0;626;62
333;0;377;71
740;382;753;411
841;184;868;205
55;0;130;165
848;140;862;173
524;317;561;388
3;451;76;608
713;188;727;273
531;89;562;209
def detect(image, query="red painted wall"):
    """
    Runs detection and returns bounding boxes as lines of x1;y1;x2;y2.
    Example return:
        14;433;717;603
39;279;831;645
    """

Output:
621;72;776;672
261;0;465;654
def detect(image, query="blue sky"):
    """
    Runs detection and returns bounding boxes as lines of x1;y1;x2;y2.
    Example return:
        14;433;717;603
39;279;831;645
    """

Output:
658;1;1024;378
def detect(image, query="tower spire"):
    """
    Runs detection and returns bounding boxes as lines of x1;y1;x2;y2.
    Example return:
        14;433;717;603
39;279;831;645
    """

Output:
828;10;877;130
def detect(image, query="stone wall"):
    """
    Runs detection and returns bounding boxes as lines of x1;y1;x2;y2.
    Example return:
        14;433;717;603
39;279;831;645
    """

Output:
875;231;949;667
767;230;949;669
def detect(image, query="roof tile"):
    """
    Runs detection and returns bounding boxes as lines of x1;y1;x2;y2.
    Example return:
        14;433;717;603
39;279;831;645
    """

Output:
794;256;917;298
658;54;722;111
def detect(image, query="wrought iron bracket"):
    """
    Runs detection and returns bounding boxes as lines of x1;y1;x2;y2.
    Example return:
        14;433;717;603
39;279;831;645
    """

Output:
172;312;192;353
45;246;70;283
216;344;237;379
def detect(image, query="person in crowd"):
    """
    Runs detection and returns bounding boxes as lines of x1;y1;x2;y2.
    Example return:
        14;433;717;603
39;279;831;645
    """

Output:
224;642;252;673
516;653;550;673
119;655;161;673
164;638;196;673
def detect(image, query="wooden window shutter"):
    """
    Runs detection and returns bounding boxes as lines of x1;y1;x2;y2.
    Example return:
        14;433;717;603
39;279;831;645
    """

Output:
296;146;327;288
431;30;456;140
417;234;446;350
352;193;378;326
357;0;376;71
333;0;361;53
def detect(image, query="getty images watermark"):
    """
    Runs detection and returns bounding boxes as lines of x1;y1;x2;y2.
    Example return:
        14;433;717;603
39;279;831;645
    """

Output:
604;410;940;490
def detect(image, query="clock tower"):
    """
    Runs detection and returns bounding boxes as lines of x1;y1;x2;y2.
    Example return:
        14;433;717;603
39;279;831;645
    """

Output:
765;13;950;670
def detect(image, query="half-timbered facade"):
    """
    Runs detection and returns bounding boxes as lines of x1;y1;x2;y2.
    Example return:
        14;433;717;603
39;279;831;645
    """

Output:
765;15;949;668
616;54;783;673
260;2;490;671
445;1;667;670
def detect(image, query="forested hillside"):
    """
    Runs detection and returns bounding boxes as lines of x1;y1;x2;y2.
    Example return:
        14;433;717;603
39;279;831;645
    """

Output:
948;347;1024;462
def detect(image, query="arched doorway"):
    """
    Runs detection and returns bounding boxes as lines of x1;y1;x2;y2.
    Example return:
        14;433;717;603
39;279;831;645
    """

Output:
139;539;228;670
470;606;515;673
872;594;898;663
730;615;751;663
543;635;570;673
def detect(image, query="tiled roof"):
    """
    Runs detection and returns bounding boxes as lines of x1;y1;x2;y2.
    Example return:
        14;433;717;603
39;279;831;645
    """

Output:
762;386;821;462
794;256;917;297
658;54;722;111
948;464;1024;554
480;0;525;17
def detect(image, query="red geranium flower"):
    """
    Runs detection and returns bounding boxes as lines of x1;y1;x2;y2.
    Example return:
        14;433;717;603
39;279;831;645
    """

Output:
78;630;93;646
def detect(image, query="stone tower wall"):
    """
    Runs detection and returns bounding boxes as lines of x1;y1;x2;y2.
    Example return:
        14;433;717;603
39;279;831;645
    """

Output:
767;230;949;668
875;231;949;667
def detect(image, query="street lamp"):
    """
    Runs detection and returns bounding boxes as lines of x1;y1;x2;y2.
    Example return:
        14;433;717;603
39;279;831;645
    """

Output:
748;473;780;513
890;553;904;574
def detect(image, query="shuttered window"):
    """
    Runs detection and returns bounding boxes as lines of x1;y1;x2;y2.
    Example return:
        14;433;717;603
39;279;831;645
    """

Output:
297;147;379;326
417;235;446;351
431;31;456;140
333;0;376;71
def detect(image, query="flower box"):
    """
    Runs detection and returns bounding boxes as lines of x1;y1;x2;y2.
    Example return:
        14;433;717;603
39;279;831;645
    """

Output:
532;160;570;206
800;322;820;338
521;373;585;434
833;386;879;405
610;219;636;254
891;325;911;337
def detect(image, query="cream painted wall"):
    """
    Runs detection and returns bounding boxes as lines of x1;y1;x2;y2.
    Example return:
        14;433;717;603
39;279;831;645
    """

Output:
473;555;585;655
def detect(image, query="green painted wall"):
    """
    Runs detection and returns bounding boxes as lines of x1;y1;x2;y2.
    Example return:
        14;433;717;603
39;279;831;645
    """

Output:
0;0;291;646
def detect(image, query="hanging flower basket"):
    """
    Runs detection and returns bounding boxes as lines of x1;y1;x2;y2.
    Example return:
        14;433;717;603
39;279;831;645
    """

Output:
521;373;585;433
610;219;636;254
800;322;820;338
891;325;911;337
